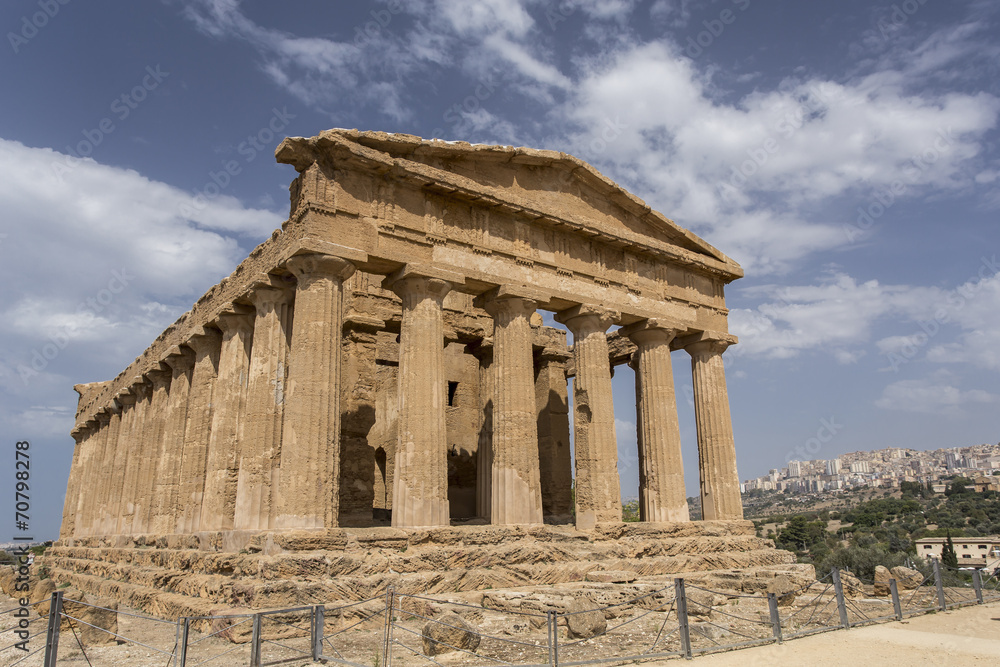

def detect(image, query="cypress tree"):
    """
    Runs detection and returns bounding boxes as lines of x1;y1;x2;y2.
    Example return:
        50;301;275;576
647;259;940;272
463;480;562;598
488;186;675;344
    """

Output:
942;532;959;569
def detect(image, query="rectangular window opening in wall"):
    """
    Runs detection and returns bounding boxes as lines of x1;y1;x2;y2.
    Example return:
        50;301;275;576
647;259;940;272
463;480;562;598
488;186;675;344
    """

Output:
447;381;459;407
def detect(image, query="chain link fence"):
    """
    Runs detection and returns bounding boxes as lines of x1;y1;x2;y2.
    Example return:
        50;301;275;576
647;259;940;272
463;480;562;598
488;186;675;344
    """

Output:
1;559;998;666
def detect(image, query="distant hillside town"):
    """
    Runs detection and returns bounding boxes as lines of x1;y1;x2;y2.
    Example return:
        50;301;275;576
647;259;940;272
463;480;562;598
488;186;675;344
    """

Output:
743;443;1000;495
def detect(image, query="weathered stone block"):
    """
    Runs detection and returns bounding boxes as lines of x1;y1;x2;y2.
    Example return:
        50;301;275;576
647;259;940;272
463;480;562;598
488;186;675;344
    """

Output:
422;612;480;656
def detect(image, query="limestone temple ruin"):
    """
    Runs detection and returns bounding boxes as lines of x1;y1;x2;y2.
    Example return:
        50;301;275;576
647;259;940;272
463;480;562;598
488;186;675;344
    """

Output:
51;131;784;617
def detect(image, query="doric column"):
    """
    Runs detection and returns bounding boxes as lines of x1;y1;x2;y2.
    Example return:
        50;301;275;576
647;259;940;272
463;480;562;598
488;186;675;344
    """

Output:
338;315;382;527
201;310;253;532
118;381;152;535
61;423;93;539
177;329;222;534
235;284;292;531
75;410;110;536
103;390;138;535
535;344;573;523
91;405;122;535
274;254;356;529
151;347;195;534
478;288;543;525
385;271;453;528
134;368;172;534
622;320;689;523
682;331;742;521
471;340;493;522
555;305;621;530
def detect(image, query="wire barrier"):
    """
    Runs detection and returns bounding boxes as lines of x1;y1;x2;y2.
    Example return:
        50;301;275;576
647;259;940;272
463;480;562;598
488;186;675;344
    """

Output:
1;559;998;667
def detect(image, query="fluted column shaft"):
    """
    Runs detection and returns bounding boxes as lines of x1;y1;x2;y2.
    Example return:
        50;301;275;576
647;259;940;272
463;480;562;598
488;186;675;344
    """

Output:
389;274;452;528
201;312;253;532
473;343;493;522
686;337;742;520
135;369;172;533
339;320;382;527
483;295;543;525
87;409;120;536
73;418;104;537
104;393;137;535
118;382;152;535
275;254;355;529
177;330;222;534
61;425;93;539
625;323;689;522
235;285;292;531
535;348;573;522
555;305;621;530
151;349;195;534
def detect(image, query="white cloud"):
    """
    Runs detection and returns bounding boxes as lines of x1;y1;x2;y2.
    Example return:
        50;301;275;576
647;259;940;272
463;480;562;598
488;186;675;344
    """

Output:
875;376;997;417
557;34;999;273
0;138;281;391
176;2;1000;275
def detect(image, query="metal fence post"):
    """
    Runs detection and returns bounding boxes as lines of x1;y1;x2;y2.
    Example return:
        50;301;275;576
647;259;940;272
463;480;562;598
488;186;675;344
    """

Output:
547;610;558;667
42;590;63;667
767;592;783;643
312;604;325;661
889;580;902;621
382;587;395;667
973;570;984;604
250;613;262;667
177;617;190;667
674;578;692;660
933;559;947;611
831;569;850;630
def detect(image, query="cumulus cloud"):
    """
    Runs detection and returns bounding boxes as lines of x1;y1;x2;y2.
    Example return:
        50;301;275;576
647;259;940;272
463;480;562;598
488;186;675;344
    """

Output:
875;375;997;417
176;2;999;275
0;138;281;393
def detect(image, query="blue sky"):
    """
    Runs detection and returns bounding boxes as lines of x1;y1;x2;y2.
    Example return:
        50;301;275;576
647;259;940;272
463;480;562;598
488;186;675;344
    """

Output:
2;0;998;539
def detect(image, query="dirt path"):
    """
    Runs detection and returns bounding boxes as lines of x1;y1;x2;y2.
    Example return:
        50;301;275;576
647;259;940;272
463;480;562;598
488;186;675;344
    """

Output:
674;600;1000;666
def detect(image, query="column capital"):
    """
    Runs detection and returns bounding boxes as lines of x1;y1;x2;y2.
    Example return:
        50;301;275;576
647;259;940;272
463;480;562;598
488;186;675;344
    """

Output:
285;253;357;287
117;393;137;408
620;319;682;348
474;284;547;311
382;263;463;299
385;272;453;303
554;304;619;336
163;345;196;372
249;284;292;312
217;310;255;336
133;380;153;401
146;366;173;389
186;327;223;355
95;410;112;425
678;330;738;356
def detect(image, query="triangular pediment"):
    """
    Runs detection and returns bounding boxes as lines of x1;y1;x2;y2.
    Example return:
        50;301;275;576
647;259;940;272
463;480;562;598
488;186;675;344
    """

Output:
276;129;742;281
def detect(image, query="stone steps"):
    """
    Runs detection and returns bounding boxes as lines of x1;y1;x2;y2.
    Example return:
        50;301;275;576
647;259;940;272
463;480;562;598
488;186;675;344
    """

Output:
44;522;795;621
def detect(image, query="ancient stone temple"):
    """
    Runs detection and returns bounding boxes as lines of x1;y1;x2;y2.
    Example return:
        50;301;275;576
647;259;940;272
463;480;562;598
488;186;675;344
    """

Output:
50;131;784;618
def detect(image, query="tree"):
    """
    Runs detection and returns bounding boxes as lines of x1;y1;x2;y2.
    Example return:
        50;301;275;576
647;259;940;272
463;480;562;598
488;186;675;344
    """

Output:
942;532;959;569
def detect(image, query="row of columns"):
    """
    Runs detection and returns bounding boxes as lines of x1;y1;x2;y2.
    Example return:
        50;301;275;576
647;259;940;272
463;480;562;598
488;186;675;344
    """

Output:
62;252;742;539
